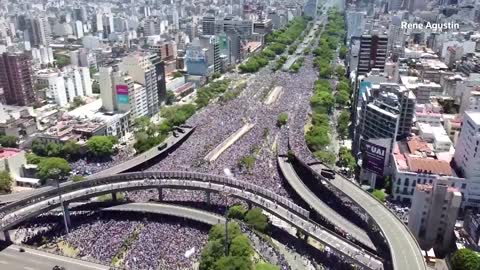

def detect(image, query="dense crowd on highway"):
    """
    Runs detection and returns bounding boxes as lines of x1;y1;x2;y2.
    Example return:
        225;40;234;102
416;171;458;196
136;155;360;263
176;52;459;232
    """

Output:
70;147;134;176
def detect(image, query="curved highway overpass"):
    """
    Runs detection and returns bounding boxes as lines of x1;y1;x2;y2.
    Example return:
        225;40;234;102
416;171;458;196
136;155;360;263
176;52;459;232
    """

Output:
102;203;225;226
309;163;426;270
0;127;194;205
278;156;375;250
0;172;383;270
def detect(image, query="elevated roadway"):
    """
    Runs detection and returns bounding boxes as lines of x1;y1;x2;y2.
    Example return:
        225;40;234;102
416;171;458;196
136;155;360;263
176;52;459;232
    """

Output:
278;156;375;250
310;164;426;270
0;171;383;269
0;127;194;205
0;244;109;270
103;203;224;226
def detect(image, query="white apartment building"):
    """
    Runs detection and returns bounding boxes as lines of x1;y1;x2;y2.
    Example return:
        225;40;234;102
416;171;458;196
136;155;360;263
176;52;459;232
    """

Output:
37;66;92;107
408;178;461;252
453;111;480;208
99;67;148;121
119;53;159;116
391;136;465;204
401;76;442;104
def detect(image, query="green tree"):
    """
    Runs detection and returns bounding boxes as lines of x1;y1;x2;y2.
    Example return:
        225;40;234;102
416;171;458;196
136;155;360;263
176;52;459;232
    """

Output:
46;143;63;157
0;135;18;148
70;96;86;109
134;116;150;131
335;91;349;107
338;147;356;172
55;54;70;68
26;153;45;164
306;125;330;151
371;189;386;202
229;235;253;257
277;113;288;127
208;222;242;242
166;90;176;105
92;81;100;93
62;140;81;159
37;157;71;182
337;110;350;139
0;170;12;194
87;136;115;158
339;46;348;59
72;175;85;182
228;205;248;220
199;240;225;270
256;263;279;270
31;140;47;156
314;150;336;166
245;208;269;232
335;66;345;77
452;248;480;270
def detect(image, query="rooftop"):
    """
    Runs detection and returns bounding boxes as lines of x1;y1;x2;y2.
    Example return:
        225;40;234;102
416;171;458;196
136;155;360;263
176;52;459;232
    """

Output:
466;111;480;126
0;148;22;159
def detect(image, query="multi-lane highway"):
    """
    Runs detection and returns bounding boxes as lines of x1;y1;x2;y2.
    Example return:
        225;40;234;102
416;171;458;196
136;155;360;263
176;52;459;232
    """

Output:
0;127;194;205
0;244;109;270
278;156;375;250
0;172;384;269
310;164;426;270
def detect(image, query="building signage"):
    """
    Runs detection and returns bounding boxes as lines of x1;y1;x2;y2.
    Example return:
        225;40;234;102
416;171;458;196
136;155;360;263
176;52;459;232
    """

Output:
361;139;386;175
116;85;129;104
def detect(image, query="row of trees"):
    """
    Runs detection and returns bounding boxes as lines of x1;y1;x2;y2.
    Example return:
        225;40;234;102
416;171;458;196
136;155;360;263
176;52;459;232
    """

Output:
199;206;276;270
239;17;308;73
31;136;117;161
289;57;305;73
196;79;232;109
0;135;18;148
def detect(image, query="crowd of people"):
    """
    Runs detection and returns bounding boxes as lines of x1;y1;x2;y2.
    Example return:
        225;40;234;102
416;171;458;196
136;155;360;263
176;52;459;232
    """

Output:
70;146;134;176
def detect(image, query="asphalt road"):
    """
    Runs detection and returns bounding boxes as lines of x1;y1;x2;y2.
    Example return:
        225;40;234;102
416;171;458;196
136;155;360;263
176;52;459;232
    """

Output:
278;157;375;250
0;245;109;270
0;127;193;205
103;203;225;225
310;164;426;270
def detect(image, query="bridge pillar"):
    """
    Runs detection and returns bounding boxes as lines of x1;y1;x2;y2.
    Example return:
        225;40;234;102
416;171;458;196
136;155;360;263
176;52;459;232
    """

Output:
247;201;252;210
2;230;11;243
63;202;72;229
157;188;163;201
111;192;117;202
205;191;211;205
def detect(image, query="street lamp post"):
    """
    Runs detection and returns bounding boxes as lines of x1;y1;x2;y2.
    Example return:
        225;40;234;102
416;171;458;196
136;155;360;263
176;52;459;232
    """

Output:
50;168;69;234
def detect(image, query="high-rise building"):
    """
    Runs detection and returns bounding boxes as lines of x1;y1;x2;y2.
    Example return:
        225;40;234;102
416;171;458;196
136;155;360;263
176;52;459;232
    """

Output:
453;111;480;208
119;53;159;116
202;16;216;35
346;11;366;41
99;66;148;120
354;82;416;155
149;54;167;105
408;179;461;251
0;52;35;106
303;0;318;19
357;31;388;76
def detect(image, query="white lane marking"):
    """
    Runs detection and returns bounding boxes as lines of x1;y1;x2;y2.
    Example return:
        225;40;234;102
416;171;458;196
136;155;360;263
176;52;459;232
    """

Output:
24;267;35;270
0;260;7;264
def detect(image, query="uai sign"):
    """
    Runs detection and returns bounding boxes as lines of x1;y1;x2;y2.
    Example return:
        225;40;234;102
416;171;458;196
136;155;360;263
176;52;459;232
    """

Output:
361;139;386;175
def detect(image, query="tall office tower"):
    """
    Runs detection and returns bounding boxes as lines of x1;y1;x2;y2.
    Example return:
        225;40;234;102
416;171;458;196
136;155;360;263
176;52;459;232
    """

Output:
202;15;216;35
408;179;461;251
357;31;388;77
388;16;405;56
74;21;83;39
95;12;103;33
149;54;167;105
354;82;416;154
346;11;366;41
213;38;221;73
32;17;51;46
0;52;35;106
119;53;159;116
99;67;115;111
453;111;480;208
102;14;114;38
303;0;318;19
